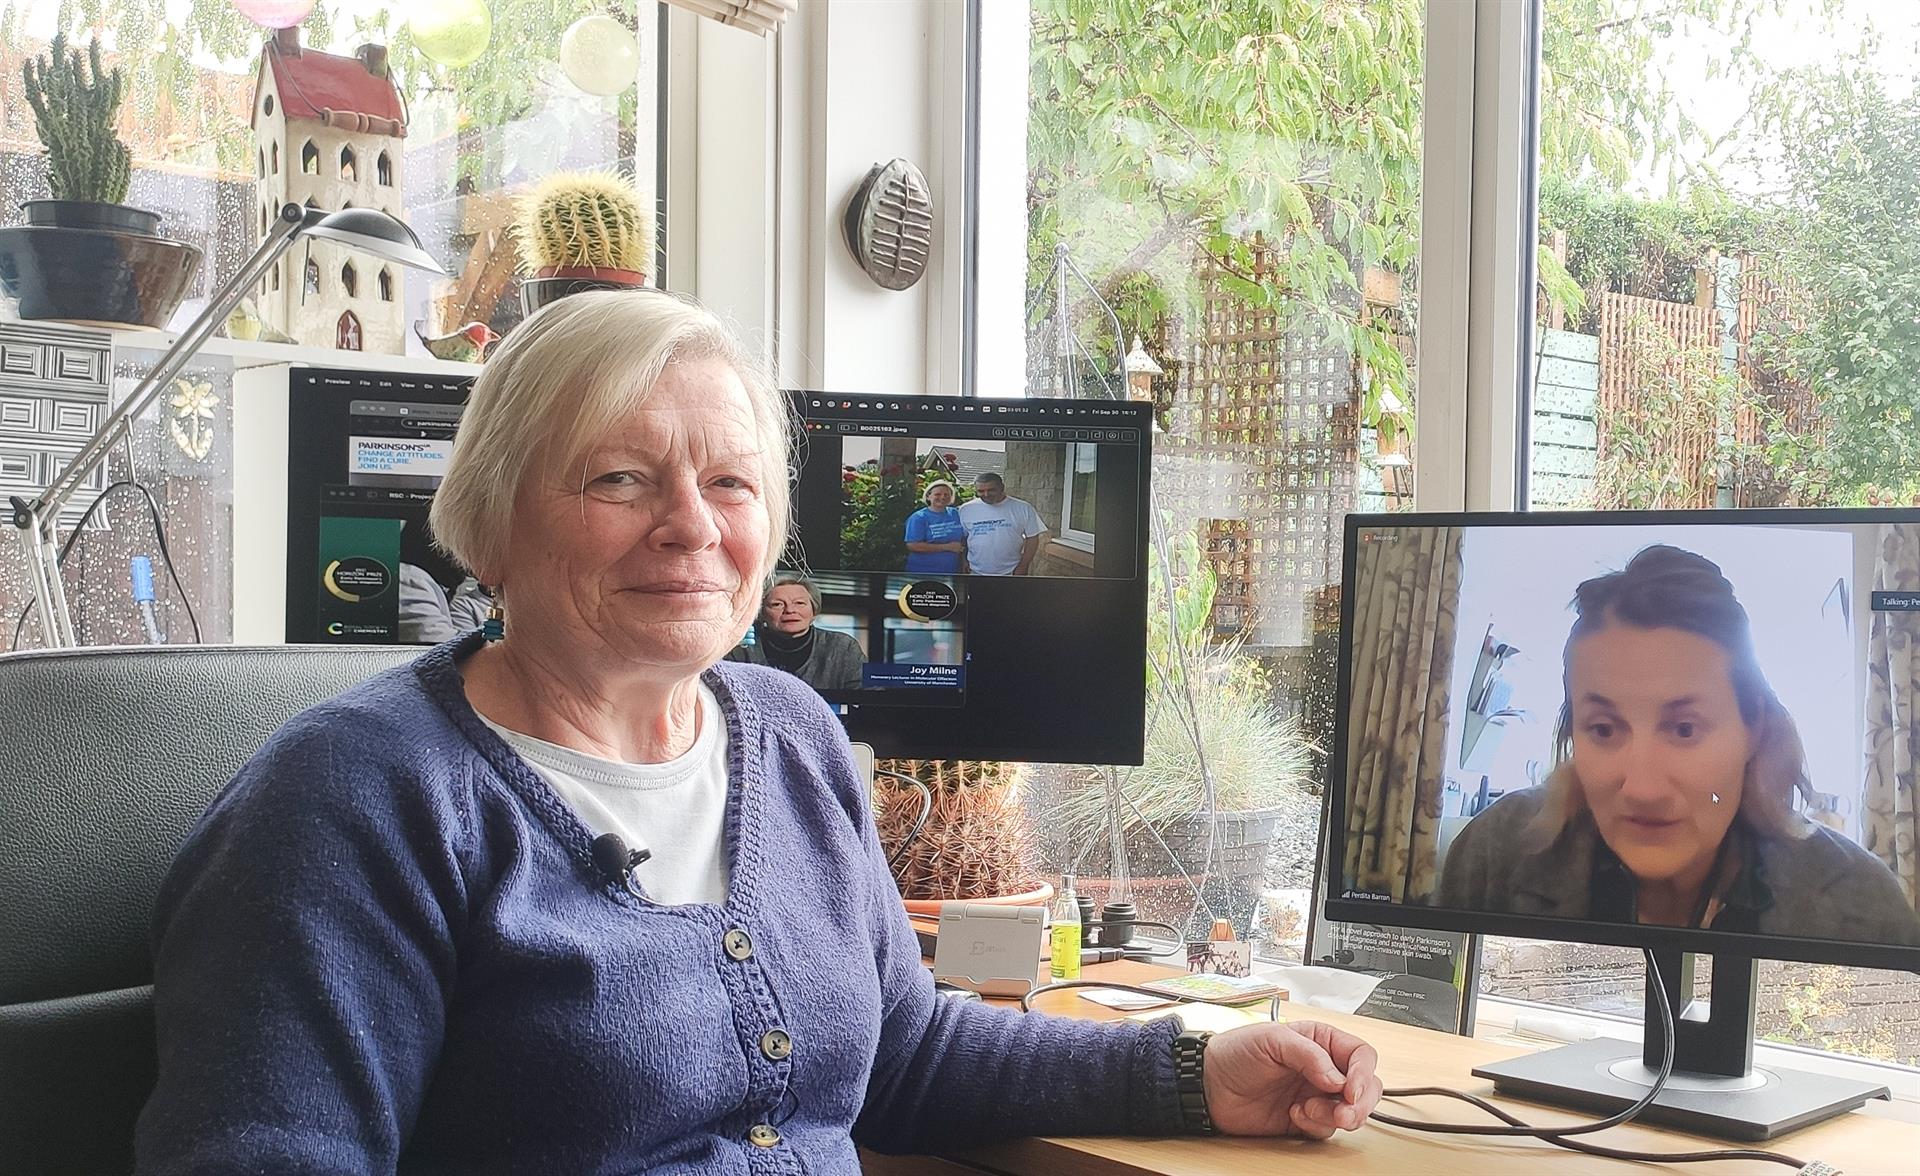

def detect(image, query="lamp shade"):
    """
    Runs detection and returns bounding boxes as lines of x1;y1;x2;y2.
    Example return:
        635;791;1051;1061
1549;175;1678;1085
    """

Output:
306;207;445;275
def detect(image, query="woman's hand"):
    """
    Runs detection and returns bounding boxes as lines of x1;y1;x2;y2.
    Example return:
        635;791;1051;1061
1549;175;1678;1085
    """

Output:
1200;1020;1382;1138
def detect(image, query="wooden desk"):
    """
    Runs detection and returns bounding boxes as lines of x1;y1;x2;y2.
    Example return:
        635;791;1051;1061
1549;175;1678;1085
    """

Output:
864;961;1915;1175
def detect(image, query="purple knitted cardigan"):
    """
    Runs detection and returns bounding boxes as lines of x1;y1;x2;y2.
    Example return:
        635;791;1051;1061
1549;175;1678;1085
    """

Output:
135;634;1183;1174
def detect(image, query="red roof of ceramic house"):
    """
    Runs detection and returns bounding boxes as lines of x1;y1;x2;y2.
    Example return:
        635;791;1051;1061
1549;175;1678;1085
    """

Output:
260;37;404;127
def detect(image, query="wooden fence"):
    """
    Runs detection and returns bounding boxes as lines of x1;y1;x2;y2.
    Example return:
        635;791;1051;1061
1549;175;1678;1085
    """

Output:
1598;292;1725;509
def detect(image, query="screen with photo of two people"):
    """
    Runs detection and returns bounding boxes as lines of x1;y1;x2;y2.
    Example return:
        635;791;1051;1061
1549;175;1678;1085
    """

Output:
1327;513;1920;970
766;392;1152;764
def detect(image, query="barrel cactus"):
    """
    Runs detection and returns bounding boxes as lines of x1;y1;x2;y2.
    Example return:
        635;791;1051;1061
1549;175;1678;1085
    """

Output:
21;32;132;205
876;758;1034;900
513;171;652;275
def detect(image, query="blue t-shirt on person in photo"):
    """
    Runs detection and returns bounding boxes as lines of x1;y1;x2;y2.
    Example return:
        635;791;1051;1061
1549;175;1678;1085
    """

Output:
904;506;967;573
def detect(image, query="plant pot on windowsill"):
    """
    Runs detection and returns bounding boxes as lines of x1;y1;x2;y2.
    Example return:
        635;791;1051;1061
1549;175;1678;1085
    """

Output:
0;200;202;331
875;758;1049;917
899;881;1055;920
519;265;649;316
514;171;655;318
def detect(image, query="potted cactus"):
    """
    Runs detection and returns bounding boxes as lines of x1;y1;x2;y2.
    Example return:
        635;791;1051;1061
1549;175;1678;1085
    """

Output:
874;758;1052;916
0;32;202;327
513;171;653;315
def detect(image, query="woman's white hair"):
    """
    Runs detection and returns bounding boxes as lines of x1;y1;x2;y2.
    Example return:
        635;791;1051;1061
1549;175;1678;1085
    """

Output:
922;479;958;504
430;290;791;585
766;575;822;614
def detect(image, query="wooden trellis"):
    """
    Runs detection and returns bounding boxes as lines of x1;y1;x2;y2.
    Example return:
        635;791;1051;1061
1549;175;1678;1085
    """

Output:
1162;243;1363;650
1597;292;1724;509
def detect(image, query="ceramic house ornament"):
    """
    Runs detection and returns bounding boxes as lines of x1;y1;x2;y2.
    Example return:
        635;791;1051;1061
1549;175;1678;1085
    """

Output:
250;27;408;354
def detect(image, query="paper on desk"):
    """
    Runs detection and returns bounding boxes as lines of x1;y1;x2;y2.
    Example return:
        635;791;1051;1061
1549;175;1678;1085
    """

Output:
1078;988;1176;1011
1126;1002;1269;1033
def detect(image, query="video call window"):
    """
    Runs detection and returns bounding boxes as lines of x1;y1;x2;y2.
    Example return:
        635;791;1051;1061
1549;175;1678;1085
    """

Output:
1333;518;1920;955
796;399;1144;582
726;571;967;708
786;393;1152;764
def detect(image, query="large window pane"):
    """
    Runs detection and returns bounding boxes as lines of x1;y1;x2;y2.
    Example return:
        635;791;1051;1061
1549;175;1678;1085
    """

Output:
1;1;660;352
981;0;1424;954
1521;0;1920;1064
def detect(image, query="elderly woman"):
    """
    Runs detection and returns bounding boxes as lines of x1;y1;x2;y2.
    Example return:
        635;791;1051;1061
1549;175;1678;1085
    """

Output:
1439;544;1920;944
135;292;1381;1174
726;575;865;692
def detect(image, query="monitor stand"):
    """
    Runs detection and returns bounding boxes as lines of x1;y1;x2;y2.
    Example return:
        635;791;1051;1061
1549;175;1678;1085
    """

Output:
1472;951;1890;1141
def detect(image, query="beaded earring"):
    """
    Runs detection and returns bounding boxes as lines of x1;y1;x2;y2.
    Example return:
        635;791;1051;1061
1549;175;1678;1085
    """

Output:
483;599;505;642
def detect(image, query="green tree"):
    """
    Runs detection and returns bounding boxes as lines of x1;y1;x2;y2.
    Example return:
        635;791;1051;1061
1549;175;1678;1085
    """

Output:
1534;0;1818;325
1028;0;1796;428
1029;0;1423;426
1747;65;1920;501
1539;0;1807;191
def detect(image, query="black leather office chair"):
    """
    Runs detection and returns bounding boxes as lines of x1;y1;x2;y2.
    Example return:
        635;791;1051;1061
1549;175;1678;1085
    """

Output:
0;645;421;1176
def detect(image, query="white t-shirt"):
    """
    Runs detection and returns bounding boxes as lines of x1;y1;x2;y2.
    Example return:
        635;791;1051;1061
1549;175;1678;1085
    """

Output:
479;685;730;907
957;496;1048;574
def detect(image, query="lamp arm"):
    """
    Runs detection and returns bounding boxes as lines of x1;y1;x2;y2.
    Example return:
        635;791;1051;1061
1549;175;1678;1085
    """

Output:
26;206;308;522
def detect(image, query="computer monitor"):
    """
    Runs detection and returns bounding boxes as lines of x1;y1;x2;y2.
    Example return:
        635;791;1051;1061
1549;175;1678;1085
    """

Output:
285;367;474;644
1323;509;1920;1140
781;391;1151;763
283;374;1154;765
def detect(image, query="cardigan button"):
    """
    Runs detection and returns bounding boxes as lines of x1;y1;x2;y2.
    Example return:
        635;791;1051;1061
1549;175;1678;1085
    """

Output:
747;1123;781;1148
759;1028;793;1061
723;928;754;961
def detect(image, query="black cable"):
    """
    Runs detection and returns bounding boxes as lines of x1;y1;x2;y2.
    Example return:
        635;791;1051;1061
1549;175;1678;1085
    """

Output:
1373;1084;1806;1168
9;480;201;651
1018;979;1286;1025
1377;947;1677;1138
1374;948;1807;1168
876;767;933;872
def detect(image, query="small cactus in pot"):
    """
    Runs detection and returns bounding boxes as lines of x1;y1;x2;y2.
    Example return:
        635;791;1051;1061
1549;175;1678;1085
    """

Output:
1;32;201;327
513;171;653;314
22;31;132;207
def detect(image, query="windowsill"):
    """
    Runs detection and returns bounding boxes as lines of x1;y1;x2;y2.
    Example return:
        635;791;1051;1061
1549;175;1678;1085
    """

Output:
1044;538;1093;568
109;328;483;376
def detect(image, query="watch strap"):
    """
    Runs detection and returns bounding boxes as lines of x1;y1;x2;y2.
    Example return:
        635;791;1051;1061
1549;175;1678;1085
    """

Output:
1171;1028;1216;1135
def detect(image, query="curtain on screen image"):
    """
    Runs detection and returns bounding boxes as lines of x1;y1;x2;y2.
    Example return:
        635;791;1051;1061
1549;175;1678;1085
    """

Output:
1865;523;1920;910
1342;528;1463;904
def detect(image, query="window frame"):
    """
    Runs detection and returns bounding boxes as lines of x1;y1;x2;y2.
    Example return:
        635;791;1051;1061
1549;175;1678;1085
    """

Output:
1056;441;1096;554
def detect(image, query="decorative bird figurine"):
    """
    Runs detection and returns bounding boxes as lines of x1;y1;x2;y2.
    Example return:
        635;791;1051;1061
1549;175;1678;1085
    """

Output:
414;320;502;364
225;297;296;344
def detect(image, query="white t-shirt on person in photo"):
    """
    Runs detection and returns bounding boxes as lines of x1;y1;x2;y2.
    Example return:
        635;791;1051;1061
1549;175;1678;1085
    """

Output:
957;495;1048;574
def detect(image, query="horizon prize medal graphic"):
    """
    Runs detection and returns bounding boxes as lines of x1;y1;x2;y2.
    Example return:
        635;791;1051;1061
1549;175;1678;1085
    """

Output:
318;516;401;641
898;580;958;623
881;580;965;694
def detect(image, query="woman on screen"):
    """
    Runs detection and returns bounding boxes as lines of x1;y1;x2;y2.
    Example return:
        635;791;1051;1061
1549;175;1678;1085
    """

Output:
903;479;969;575
1438;545;1920;944
726;575;866;692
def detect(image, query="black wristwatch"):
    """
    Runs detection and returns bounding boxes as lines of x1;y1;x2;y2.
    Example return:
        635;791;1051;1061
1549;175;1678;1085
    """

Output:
1171;1028;1217;1135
